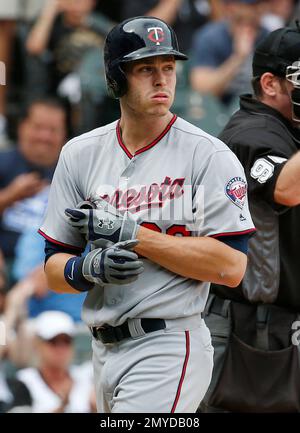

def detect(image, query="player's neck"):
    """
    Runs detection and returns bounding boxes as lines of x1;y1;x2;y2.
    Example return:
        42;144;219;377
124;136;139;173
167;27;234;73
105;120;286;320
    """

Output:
119;111;173;155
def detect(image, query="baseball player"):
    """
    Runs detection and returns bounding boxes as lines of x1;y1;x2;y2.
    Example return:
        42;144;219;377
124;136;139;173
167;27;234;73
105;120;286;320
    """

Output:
39;16;255;413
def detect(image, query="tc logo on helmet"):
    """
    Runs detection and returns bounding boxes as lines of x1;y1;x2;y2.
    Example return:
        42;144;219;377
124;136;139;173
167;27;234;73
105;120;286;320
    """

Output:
147;27;165;45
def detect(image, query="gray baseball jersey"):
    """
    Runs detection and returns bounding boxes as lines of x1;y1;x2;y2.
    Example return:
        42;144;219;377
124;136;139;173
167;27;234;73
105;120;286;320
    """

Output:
40;115;255;327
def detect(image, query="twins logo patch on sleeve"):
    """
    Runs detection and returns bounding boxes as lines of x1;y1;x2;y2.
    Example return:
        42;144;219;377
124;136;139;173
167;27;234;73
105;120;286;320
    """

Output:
225;177;247;209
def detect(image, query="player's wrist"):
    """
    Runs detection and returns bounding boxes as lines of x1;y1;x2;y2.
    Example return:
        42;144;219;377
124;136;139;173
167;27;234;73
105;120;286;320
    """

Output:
64;256;94;292
120;213;140;242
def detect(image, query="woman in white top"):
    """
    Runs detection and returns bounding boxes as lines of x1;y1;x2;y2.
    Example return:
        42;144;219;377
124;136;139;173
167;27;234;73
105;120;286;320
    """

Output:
17;311;95;413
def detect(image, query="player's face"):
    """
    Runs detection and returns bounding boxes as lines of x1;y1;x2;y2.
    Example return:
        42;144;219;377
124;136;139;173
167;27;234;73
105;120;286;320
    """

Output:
122;55;176;117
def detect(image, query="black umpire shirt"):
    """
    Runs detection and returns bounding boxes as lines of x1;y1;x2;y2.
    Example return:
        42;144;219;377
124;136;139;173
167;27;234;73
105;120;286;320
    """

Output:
212;94;300;312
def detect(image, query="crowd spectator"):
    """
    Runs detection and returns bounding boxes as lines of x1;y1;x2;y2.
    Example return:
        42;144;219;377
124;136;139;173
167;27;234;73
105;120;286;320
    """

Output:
262;0;297;31
1;266;47;367
0;98;67;280
120;0;213;53
190;0;268;106
1;258;85;367
0;363;32;412
0;241;89;413
12;228;85;323
25;0;115;132
0;1;47;146
0;245;32;413
16;311;95;412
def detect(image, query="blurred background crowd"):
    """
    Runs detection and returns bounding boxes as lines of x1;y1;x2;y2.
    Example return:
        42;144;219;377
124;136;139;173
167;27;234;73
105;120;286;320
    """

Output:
0;0;299;413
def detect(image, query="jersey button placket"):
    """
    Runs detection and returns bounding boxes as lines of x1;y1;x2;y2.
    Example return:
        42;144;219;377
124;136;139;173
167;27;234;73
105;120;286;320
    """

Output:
120;159;135;186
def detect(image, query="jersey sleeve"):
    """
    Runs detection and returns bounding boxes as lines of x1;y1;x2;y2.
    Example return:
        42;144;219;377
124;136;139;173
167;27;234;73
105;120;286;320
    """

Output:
191;148;256;238
217;233;252;254
39;145;86;251
228;129;289;212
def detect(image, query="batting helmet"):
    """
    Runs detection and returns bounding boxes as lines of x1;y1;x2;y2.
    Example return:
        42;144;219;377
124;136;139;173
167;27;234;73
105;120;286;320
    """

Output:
104;16;188;99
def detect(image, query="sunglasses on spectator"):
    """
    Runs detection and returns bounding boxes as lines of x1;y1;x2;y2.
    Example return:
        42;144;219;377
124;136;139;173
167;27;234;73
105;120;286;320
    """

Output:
45;335;73;346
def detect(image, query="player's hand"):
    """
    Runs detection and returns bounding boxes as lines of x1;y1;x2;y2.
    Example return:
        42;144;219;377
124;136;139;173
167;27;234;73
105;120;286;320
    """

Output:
82;240;144;285
65;201;140;244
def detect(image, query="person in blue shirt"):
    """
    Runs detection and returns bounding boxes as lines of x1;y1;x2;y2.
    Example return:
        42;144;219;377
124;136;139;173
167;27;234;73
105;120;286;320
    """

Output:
190;0;268;105
13;229;86;323
0;98;67;271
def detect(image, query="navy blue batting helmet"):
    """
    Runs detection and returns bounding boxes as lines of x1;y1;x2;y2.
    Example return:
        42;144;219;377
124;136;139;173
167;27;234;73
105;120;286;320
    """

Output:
104;16;188;99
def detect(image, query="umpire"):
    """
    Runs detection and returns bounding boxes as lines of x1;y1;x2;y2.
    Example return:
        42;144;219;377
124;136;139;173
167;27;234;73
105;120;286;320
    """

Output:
201;25;300;413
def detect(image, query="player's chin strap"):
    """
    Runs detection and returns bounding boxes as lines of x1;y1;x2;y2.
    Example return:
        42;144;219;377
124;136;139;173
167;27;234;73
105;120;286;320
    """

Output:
286;62;300;123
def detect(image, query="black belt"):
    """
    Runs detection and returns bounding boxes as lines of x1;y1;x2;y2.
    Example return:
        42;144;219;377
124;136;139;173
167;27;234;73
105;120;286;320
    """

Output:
90;319;166;344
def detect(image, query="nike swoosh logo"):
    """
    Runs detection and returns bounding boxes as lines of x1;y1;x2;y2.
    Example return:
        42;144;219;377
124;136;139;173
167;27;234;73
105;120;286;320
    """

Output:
68;261;75;280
